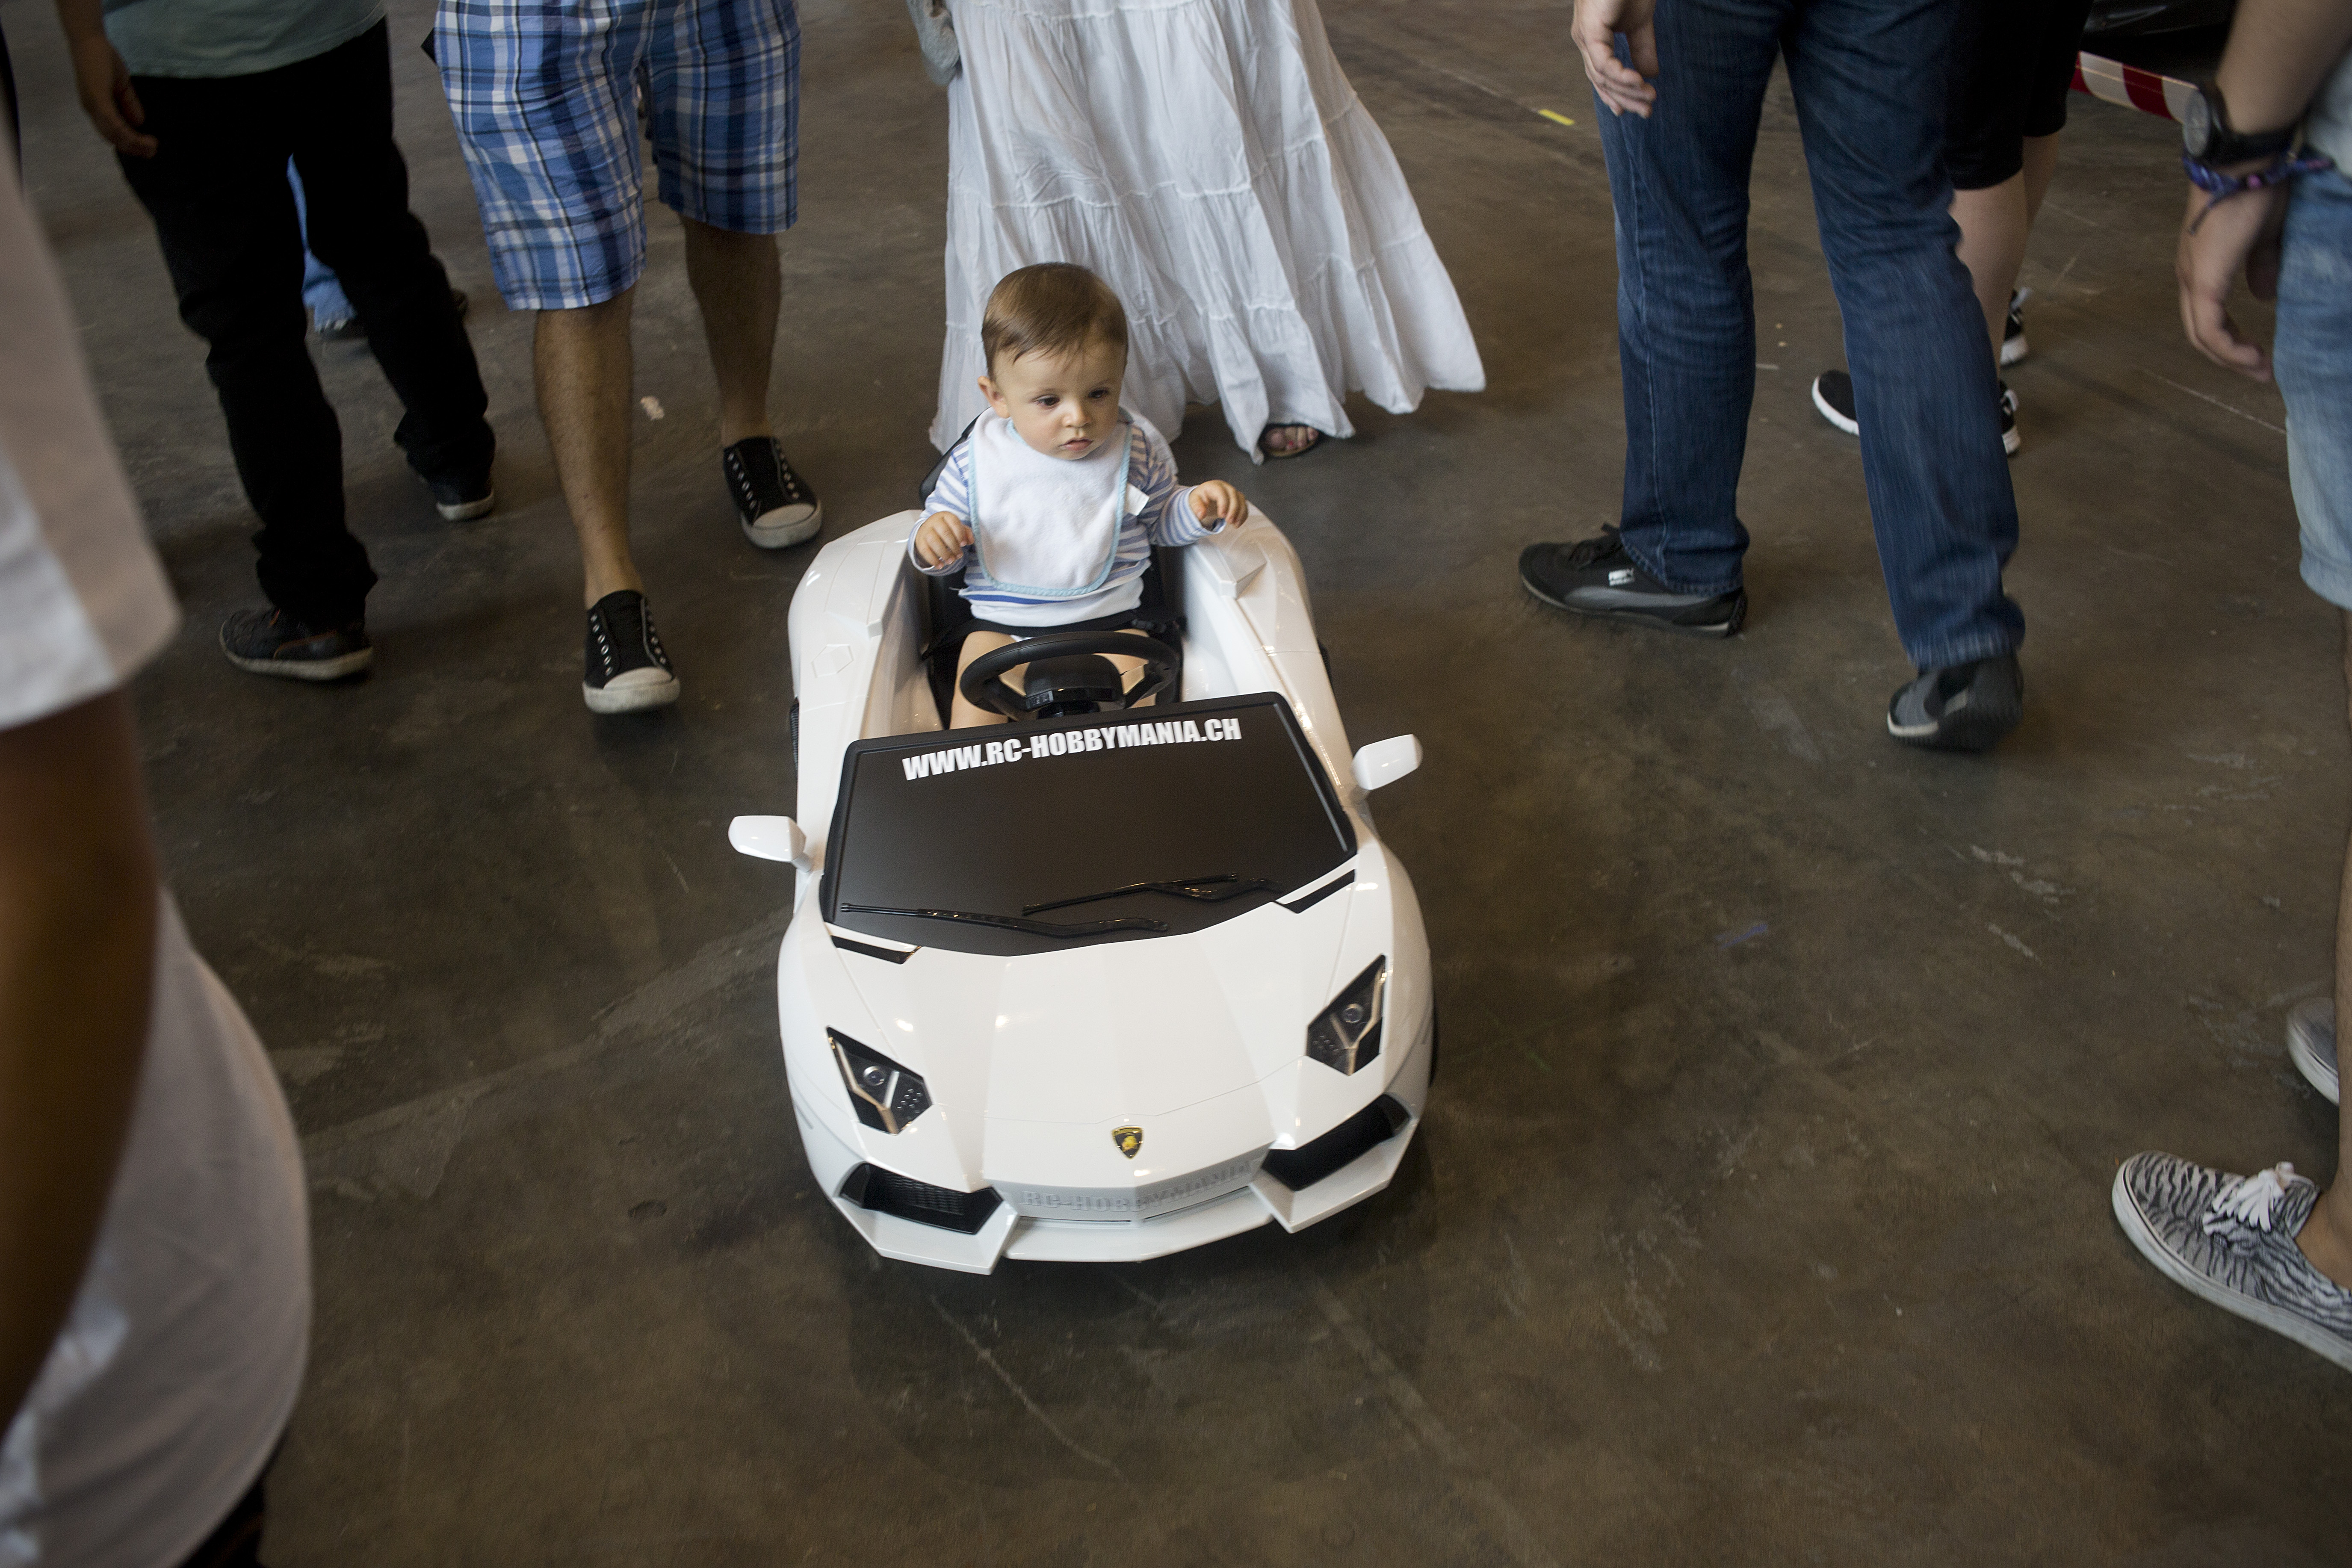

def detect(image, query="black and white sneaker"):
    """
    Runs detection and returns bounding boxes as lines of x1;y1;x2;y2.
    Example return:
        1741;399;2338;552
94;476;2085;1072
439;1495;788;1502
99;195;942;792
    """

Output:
1885;652;2021;751
2288;997;2342;1105
219;608;373;681
2113;1153;2352;1373
419;464;496;521
1518;527;1746;637
1810;369;1859;435
1813;369;2018;457
583;590;680;714
2000;287;2030;367
724;437;822;549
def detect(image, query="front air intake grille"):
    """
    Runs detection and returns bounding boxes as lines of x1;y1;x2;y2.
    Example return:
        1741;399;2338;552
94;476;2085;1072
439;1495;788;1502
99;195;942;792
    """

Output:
1260;1096;1411;1192
838;1163;1003;1234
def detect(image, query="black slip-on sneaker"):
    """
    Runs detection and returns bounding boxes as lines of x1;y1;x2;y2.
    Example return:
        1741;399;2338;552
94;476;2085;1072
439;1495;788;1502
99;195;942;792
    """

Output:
724;437;822;549
1519;527;1746;637
1811;369;1859;435
2001;288;2030;368
419;464;496;521
1886;652;2021;751
584;589;680;715
1815;369;2017;457
220;608;372;681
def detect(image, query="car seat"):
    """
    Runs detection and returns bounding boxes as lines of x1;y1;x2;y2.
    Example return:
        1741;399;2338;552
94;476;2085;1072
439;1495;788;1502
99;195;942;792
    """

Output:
914;424;1185;726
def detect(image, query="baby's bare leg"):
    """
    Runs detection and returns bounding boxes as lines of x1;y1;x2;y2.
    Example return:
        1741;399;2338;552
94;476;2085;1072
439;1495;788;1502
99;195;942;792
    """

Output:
949;632;1019;729
1108;627;1164;708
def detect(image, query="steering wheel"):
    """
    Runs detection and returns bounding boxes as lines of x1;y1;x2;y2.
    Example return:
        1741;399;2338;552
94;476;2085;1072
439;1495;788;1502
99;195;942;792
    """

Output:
959;630;1181;719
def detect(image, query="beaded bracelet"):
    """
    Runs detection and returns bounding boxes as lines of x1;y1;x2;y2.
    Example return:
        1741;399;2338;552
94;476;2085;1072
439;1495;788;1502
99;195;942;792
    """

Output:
2184;150;2336;231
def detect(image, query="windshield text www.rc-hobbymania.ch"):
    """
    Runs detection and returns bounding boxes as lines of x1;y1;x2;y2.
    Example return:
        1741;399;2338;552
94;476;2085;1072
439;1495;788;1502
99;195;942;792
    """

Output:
900;717;1245;780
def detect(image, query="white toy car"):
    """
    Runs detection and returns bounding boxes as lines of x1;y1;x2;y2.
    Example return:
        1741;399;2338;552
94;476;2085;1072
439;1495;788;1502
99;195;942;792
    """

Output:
729;509;1432;1273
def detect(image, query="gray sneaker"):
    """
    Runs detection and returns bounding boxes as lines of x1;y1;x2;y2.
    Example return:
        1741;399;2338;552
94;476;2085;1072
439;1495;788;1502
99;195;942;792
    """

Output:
1886;652;2022;752
2287;996;2341;1105
2112;1152;2352;1371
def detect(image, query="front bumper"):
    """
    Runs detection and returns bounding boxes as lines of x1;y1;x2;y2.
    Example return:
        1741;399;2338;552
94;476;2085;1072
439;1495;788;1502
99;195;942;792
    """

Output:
790;1030;1431;1275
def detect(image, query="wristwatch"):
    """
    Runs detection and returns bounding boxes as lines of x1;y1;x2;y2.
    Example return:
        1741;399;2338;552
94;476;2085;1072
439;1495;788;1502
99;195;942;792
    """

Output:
2183;82;2298;166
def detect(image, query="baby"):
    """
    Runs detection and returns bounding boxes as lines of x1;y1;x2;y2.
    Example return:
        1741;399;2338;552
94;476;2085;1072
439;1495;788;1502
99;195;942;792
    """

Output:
913;263;1248;729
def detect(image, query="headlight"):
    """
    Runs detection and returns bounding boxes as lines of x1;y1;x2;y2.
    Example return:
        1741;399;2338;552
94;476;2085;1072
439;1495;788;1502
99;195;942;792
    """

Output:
1306;957;1387;1075
830;1030;931;1133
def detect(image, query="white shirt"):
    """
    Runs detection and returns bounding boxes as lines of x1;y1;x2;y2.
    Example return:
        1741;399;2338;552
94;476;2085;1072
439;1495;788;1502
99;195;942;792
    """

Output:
0;157;310;1566
2305;48;2352;176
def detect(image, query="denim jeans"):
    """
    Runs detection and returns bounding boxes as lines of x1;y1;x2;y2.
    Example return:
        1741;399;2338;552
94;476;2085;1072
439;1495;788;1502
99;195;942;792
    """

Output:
2273;168;2352;614
1594;0;2024;668
119;23;492;626
286;161;356;328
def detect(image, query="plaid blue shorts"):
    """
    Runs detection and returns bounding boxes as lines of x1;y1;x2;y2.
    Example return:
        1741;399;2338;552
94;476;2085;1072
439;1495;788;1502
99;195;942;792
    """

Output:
436;0;800;310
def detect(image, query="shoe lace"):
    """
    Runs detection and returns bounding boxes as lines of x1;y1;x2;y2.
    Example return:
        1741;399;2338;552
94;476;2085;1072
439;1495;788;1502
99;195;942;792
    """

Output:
2203;1163;2298;1234
1560;526;1624;570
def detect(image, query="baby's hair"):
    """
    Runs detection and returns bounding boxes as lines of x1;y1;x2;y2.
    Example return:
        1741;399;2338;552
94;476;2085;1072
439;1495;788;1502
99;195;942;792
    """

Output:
981;263;1128;376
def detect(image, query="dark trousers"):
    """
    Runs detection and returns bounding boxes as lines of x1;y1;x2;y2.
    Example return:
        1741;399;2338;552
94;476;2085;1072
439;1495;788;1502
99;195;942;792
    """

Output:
1594;0;2024;669
175;1469;266;1568
120;21;493;627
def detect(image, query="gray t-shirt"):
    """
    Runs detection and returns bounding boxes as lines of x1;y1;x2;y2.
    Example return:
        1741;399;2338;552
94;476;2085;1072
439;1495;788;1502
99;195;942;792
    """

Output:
0;144;309;1567
102;0;384;79
2304;47;2352;173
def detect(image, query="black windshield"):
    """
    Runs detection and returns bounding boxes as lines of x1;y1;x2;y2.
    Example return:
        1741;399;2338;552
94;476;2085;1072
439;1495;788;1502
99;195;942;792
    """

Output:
822;695;1355;956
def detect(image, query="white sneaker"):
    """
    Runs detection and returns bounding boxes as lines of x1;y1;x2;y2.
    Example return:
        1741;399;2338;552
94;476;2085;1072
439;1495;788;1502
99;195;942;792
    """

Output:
2288;996;2341;1104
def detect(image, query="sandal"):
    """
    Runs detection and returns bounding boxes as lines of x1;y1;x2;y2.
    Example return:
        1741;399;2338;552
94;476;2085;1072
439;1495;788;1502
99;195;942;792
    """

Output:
1258;423;1324;460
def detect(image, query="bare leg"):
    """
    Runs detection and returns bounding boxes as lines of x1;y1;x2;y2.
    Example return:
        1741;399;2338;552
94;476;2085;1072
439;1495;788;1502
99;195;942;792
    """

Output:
2296;613;2352;1288
948;632;1016;729
534;292;641;608
2021;132;2061;228
1951;173;2030;364
680;216;779;447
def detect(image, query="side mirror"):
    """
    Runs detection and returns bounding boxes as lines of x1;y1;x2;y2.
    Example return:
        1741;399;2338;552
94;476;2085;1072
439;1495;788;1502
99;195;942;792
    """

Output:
1351;735;1421;792
729;815;809;869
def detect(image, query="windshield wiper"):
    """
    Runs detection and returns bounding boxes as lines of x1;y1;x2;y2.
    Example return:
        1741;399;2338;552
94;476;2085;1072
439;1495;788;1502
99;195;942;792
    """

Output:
842;903;1169;938
1023;873;1276;916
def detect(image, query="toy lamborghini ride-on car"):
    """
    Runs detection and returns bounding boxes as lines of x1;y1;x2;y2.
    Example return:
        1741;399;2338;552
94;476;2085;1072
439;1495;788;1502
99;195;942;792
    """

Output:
729;506;1432;1273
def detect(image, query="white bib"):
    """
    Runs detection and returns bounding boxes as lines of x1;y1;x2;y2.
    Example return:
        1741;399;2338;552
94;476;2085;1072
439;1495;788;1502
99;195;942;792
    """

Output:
969;413;1140;599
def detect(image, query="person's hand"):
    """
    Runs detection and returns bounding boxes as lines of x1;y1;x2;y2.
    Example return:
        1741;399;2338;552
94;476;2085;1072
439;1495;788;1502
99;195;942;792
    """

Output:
1573;0;1658;118
1189;481;1248;530
913;510;972;569
67;34;156;157
2178;181;2288;381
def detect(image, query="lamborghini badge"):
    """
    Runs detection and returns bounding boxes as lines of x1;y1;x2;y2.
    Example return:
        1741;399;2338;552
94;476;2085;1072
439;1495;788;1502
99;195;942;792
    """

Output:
1112;1125;1143;1159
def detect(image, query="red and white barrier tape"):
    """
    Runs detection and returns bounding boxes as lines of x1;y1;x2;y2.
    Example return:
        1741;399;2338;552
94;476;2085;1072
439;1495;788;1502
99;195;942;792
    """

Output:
2072;50;2196;122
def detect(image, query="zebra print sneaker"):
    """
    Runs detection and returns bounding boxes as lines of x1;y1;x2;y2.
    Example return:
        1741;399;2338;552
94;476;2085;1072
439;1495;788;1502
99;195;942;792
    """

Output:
2112;1153;2352;1371
2287;996;2340;1105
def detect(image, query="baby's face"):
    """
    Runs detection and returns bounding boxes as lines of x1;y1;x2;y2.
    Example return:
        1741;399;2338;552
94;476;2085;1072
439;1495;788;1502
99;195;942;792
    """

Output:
979;337;1127;461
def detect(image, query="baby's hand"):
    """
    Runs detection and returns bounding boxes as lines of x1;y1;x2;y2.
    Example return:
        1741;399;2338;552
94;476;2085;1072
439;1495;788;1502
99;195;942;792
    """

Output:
1189;481;1248;531
914;511;972;569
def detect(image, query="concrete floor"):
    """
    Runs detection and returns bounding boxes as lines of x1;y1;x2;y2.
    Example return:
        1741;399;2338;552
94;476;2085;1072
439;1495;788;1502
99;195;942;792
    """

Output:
11;0;2350;1559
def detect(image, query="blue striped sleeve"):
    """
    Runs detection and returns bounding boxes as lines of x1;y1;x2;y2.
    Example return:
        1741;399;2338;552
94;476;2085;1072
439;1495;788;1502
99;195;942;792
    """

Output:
912;443;975;577
1131;423;1213;547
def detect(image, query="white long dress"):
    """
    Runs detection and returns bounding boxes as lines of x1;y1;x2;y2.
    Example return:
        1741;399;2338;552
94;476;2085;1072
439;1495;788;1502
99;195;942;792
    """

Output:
931;0;1486;458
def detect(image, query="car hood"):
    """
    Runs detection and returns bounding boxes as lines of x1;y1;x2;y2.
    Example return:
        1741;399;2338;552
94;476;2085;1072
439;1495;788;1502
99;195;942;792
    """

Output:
832;884;1355;1131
